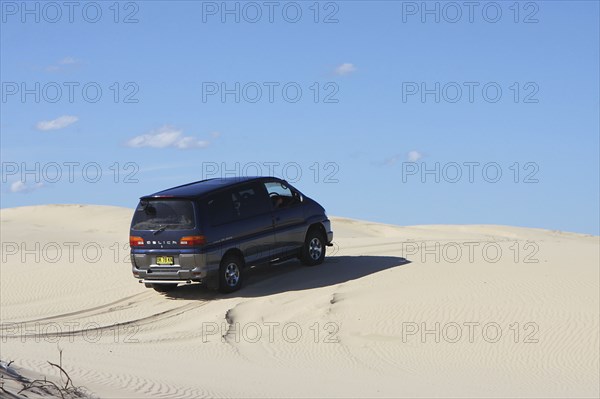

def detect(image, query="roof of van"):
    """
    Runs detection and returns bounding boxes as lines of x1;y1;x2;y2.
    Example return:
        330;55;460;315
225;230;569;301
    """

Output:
141;176;280;199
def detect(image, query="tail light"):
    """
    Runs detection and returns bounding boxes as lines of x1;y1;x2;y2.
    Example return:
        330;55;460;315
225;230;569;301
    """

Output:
129;236;145;247
180;235;206;247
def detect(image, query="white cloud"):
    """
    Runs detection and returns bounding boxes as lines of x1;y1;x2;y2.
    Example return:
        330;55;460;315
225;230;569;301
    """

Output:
36;115;78;131
210;131;222;139
383;154;402;166
377;150;424;167
59;57;79;65
174;136;210;149
334;63;357;76
407;150;423;162
45;57;81;72
126;126;213;150
10;181;44;193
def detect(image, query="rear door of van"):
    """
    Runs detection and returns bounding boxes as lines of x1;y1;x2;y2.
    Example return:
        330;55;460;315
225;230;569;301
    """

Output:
130;198;204;271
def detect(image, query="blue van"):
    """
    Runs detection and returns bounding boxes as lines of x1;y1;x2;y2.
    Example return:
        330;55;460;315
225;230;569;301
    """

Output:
130;177;333;293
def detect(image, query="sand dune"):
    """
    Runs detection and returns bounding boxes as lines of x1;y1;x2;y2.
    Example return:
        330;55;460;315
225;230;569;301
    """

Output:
1;205;598;397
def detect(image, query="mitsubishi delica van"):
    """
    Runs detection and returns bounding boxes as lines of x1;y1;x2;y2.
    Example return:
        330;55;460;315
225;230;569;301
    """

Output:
129;177;333;293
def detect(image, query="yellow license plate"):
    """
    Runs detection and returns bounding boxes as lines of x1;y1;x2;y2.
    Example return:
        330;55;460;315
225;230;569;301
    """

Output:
156;256;174;265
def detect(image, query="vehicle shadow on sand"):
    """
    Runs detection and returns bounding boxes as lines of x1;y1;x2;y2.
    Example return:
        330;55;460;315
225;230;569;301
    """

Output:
162;255;411;300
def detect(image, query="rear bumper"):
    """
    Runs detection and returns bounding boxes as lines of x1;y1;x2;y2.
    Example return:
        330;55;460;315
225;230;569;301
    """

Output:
131;250;218;283
133;265;213;282
139;279;198;285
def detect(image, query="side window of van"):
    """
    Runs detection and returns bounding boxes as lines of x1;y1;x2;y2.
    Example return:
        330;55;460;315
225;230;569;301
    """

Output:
232;183;270;218
207;184;269;225
207;191;235;226
264;181;298;209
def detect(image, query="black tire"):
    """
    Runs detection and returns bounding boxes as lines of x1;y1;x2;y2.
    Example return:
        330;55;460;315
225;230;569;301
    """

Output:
152;284;178;293
300;228;326;266
219;254;244;293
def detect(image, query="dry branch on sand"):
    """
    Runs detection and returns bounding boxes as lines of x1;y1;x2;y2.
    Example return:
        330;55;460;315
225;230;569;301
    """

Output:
0;350;91;399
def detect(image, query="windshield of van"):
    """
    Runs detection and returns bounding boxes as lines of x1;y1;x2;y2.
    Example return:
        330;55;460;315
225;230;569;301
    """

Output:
131;199;196;230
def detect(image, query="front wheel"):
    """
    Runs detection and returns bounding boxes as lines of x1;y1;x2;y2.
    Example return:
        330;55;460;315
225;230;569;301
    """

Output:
300;229;326;266
219;254;244;293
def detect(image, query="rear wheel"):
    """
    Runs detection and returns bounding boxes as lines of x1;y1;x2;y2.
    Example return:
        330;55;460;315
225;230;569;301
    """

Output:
300;228;326;266
152;284;178;293
219;254;244;293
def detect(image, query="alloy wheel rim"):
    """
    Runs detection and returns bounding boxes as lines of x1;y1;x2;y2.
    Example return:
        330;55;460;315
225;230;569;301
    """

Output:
225;263;240;286
309;237;322;260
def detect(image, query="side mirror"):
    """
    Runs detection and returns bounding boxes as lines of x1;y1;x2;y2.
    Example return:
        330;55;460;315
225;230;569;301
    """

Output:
294;191;303;202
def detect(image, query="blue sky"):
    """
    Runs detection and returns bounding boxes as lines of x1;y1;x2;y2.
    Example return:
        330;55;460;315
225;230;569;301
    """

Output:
1;0;599;234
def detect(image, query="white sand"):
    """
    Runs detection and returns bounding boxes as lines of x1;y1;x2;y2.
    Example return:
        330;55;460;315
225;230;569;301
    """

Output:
1;205;598;397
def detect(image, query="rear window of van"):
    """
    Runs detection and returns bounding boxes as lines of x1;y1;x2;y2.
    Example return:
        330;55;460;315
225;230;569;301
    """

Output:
132;199;196;230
